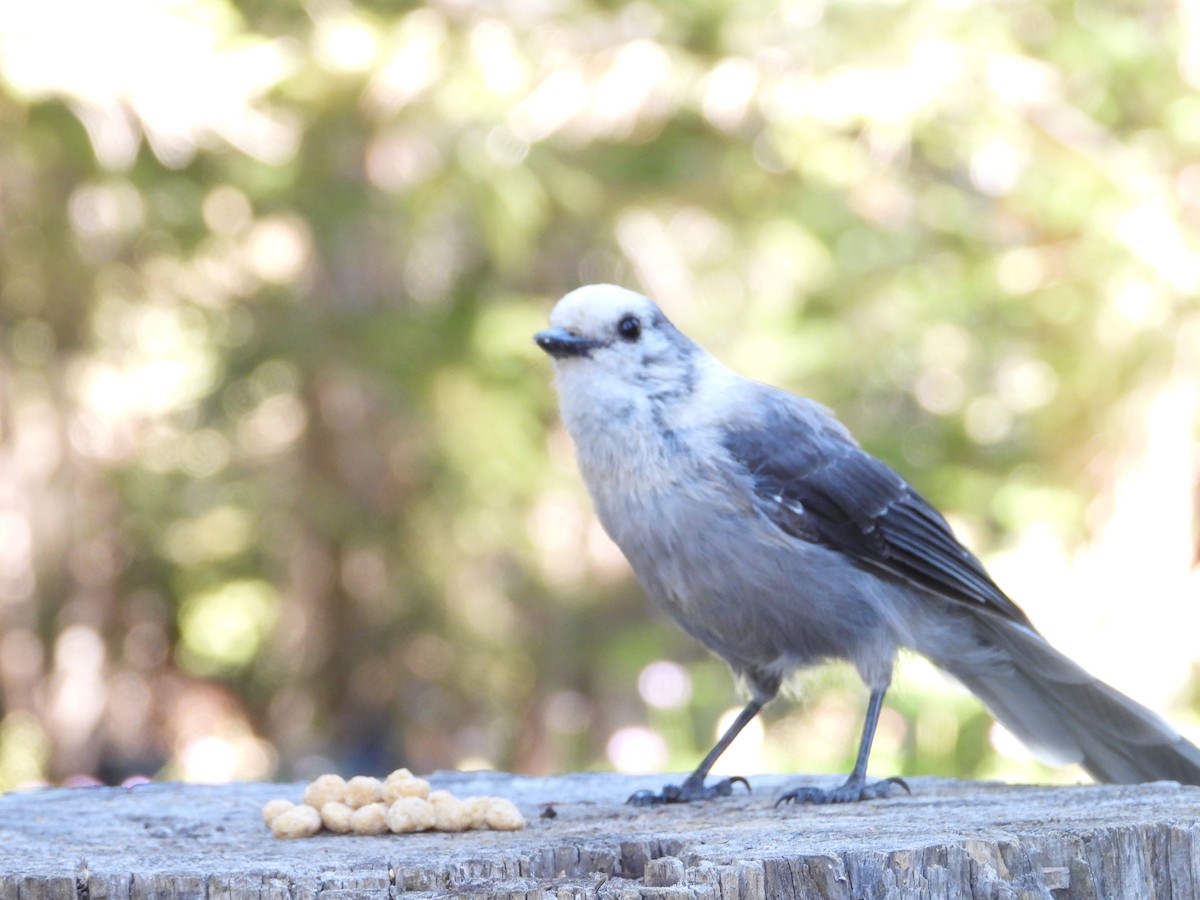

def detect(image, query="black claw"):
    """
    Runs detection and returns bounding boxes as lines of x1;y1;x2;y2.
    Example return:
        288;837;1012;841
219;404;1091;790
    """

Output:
626;776;750;806
775;775;911;806
627;789;665;806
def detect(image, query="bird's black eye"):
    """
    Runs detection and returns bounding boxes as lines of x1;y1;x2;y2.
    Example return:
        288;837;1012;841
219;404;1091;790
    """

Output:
617;314;641;341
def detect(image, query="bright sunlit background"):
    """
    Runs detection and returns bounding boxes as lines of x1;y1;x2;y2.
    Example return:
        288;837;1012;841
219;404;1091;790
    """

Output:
0;0;1198;791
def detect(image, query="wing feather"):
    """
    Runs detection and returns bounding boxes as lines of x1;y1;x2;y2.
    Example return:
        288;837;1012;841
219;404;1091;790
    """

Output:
723;396;1032;627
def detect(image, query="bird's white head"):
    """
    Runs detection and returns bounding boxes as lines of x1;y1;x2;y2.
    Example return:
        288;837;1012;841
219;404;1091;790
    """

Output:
534;284;704;426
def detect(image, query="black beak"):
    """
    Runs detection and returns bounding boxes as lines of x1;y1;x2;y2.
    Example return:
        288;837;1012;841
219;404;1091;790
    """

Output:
534;328;601;359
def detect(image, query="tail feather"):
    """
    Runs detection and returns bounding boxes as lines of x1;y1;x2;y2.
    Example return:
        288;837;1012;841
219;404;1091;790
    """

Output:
931;616;1200;786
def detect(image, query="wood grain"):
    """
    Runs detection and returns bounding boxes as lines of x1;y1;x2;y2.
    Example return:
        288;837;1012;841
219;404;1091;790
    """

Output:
1;772;1197;898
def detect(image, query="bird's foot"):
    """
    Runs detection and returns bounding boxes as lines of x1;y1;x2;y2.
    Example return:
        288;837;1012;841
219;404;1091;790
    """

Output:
775;775;909;806
627;775;750;806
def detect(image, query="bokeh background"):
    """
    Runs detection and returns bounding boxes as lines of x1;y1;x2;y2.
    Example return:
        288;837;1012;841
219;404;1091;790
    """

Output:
1;0;1198;792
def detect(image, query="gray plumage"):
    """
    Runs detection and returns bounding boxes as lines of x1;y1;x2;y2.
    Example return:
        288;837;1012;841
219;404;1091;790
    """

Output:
535;283;1200;803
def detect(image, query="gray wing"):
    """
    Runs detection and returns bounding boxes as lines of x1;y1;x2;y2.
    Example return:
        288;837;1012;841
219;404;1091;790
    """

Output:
723;395;1033;628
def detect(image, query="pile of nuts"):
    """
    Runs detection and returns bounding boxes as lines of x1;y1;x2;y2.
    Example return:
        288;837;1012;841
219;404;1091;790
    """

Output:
262;769;526;839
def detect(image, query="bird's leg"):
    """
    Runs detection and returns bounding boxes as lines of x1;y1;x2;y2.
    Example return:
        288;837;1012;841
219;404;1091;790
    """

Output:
775;687;910;805
627;699;762;805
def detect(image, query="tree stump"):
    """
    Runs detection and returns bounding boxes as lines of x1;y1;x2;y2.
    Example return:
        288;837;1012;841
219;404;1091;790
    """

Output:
0;771;1197;898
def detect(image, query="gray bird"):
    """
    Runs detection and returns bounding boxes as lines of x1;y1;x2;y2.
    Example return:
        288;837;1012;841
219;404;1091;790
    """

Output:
534;283;1200;805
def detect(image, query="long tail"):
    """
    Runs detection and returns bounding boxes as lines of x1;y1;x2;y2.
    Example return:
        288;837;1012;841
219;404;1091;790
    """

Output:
929;615;1200;786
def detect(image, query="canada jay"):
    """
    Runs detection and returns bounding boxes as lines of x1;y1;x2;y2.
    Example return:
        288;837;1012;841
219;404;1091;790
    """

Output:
535;283;1200;805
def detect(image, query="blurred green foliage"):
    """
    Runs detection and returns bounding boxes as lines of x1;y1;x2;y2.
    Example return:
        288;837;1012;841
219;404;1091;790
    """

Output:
0;0;1196;790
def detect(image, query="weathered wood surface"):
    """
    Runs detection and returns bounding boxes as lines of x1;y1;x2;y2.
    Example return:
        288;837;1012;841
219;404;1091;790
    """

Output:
1;772;1198;899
